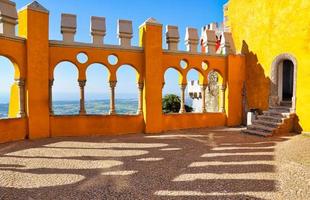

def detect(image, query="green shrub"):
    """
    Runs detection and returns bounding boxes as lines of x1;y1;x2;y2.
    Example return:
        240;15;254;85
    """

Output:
162;94;193;113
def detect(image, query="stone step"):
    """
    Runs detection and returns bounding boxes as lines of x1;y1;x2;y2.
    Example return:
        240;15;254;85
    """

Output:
257;115;283;122
269;106;291;112
263;110;290;117
241;129;272;137
280;101;292;107
248;124;275;132
253;119;281;127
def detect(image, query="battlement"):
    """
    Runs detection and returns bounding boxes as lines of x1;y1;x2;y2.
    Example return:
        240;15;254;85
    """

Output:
0;1;235;55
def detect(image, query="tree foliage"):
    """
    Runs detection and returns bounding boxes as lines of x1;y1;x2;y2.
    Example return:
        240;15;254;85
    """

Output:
162;94;193;113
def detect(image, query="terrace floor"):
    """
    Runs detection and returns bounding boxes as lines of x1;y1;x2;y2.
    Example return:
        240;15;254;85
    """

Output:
0;128;309;200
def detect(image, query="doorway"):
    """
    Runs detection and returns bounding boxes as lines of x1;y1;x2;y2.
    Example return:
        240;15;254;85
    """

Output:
270;53;297;112
282;60;294;102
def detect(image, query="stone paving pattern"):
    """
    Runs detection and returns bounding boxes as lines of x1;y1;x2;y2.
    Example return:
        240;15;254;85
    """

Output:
0;128;309;200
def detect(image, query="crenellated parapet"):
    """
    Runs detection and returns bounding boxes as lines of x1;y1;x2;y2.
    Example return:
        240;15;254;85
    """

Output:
165;23;235;55
200;22;236;55
0;0;237;55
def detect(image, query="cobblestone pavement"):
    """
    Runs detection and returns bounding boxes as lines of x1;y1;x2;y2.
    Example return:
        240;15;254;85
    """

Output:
0;128;309;200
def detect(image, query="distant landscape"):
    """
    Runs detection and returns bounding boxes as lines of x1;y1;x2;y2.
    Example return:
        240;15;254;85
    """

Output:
0;99;138;118
0;103;8;118
0;97;193;118
54;99;139;115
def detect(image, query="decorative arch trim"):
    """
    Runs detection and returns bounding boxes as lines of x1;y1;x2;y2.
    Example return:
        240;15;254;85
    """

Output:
270;53;297;112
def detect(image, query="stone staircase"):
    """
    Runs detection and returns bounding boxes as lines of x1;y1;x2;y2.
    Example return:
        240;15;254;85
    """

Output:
242;104;295;137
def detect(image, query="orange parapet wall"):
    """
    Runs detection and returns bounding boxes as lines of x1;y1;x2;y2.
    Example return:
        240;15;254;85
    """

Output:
0;1;246;144
162;113;226;131
50;115;144;137
0;118;27;144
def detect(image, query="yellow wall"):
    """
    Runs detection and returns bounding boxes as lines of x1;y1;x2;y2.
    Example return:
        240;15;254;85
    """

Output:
8;83;19;117
228;0;310;132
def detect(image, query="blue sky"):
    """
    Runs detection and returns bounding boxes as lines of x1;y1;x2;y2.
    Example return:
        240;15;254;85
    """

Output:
0;0;227;102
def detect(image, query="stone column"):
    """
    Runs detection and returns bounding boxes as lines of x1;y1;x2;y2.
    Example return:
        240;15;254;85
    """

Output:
220;85;226;113
179;84;187;113
109;81;117;115
49;79;54;115
16;79;26;118
137;82;144;115
201;84;207;113
78;80;86;115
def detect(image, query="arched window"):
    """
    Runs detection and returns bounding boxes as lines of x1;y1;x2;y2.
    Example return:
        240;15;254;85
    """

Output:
52;62;79;115
85;63;109;114
0;56;17;119
115;65;139;115
186;68;203;113
162;68;182;113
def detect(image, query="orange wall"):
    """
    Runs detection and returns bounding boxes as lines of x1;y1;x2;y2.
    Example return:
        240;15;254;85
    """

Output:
19;8;50;139
162;113;226;131
0;118;27;143
140;22;163;133
227;55;246;126
50;115;144;137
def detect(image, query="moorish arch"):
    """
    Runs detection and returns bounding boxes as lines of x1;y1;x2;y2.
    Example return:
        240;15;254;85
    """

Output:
270;53;297;112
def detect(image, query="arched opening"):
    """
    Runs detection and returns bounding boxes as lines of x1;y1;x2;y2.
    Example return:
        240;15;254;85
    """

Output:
0;56;17;118
85;63;110;114
115;65;139;115
162;68;182;113
52;62;79;115
270;53;297;111
186;68;203;113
